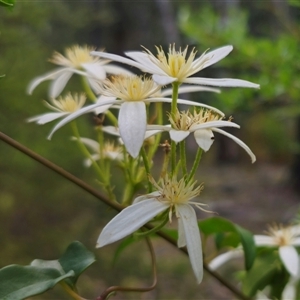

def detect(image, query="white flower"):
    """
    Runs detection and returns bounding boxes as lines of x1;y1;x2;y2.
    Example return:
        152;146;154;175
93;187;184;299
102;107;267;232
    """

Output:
27;92;86;124
91;44;260;88
28;45;132;98
47;75;225;158
97;175;208;284
147;109;256;163
209;224;300;277
71;137;123;166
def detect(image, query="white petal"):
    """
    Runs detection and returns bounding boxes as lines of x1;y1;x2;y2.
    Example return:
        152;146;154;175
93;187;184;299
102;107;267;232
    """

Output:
82;63;106;80
133;191;160;204
152;74;177;85
161;85;221;97
212;128;256;163
103;64;135;75
184;77;260;89
292;237;300;246
209;249;243;271
169;130;190;143
71;137;99;153
102;125;120;137
177;216;186;248
279;246;299;277
291;225;300;236
177;205;203;284
282;278;297;299
97;199;168;247
49;71;73;98
118;101;147;158
125;51;166;75
83;154;100;167
27;68;68;95
195;45;233;70
91;51;146;72
95;95;116;115
254;235;276;246
190;120;240;132
27;112;67;124
48;99;119;139
193;129;214;151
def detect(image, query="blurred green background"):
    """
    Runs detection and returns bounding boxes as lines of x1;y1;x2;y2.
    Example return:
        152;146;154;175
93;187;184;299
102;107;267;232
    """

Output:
1;1;300;299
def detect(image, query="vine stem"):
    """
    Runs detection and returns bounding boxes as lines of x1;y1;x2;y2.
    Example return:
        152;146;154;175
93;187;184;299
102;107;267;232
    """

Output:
0;131;251;300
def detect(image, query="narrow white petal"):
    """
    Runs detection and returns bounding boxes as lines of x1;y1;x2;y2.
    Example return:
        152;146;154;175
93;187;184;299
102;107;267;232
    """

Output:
292;237;300;246
146;124;171;131
144;129;163;140
103;64;134;75
146;97;225;117
118;102;146;158
177;216;186;248
190;121;240;132
193;129;214;151
177;205;203;284
161;85;221;97
184;77;260;89
83;154;100;167
254;235;277;246
97;199;168;247
195;45;233;70
49;71;73;98
212;128;256;163
95;95;116;115
209;249;243;270
282;278;297;300
125;51;166;75
133;191;160;203
291;225;300;236
27;68;67;95
279;246;299;277
91;51;146;71
102;125;120;137
71;137;99;153
82;63;106;80
48;99;119;139
169;130;190;143
27;112;67;124
152;74;177;85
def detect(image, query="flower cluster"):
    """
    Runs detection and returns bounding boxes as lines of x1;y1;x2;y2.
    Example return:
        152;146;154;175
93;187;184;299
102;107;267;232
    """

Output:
28;43;259;284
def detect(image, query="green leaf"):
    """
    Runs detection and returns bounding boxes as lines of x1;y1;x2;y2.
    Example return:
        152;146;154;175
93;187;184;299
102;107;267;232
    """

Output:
32;241;96;286
199;217;256;270
0;265;74;300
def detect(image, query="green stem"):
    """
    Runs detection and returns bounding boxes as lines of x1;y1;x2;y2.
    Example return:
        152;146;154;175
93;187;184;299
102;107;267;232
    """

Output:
171;82;179;116
141;147;152;193
179;140;187;177
187;148;203;183
170;141;176;175
80;76;97;102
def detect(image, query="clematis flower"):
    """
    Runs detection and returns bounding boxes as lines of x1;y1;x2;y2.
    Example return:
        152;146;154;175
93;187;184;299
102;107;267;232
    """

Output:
71;137;123;166
28;45;132;98
27;92;86;125
97;174;209;284
47;75;225;158
146;108;256;163
209;224;300;277
91;44;260;88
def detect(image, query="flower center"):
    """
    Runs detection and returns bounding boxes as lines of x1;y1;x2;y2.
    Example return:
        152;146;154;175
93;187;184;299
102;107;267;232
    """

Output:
49;45;100;68
169;109;225;131
266;224;295;247
49;92;86;113
101;75;161;101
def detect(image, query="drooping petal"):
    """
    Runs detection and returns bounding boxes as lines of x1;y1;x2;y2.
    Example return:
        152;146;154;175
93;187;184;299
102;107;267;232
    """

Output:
118;101;147;158
27;68;68;95
254;235;277;246
49;70;74;98
48;98;119;139
209;249;243;271
177;216;186;248
27;112;67;125
103;64;134;75
193;45;233;71
169;130;190;143
82;63;106;80
193;129;215;151
97;199;168;247
177;204;203;284
212;128;256;163
279;246;299;277
184;77;260;89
